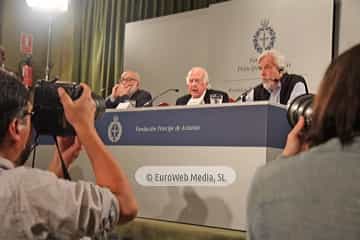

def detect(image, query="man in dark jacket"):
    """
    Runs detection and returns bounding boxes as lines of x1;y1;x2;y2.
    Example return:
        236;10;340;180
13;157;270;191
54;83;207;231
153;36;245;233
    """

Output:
241;49;308;105
176;67;229;105
105;70;152;108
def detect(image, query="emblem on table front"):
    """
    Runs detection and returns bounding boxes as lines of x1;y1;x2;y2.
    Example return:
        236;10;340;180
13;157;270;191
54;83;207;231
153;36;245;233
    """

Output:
108;115;122;143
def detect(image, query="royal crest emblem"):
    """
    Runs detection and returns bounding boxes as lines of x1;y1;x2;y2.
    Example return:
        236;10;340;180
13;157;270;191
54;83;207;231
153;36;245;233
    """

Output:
107;115;122;143
253;19;276;54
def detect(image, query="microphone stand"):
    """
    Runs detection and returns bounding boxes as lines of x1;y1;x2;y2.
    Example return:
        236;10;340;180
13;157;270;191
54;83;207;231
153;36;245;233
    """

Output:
143;88;179;107
235;84;261;102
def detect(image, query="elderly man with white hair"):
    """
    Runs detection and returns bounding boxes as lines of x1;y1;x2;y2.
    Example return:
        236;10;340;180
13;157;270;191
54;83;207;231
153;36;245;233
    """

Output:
242;49;308;105
176;67;229;105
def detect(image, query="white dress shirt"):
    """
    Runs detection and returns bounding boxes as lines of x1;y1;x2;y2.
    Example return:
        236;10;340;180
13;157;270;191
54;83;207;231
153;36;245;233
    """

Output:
187;90;207;105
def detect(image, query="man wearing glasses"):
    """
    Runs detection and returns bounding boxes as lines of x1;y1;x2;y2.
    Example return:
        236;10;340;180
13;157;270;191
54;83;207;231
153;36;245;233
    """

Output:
105;70;152;108
0;69;137;239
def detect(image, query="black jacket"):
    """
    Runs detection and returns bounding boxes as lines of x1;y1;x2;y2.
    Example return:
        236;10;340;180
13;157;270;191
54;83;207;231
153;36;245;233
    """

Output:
176;89;229;105
105;89;152;108
253;73;308;105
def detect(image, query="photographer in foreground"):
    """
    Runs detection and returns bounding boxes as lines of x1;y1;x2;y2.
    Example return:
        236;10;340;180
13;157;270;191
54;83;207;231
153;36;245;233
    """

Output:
0;70;137;239
247;44;360;240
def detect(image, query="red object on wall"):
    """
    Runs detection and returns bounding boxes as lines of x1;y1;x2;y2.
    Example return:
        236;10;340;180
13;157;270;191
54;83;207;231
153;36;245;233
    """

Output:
22;64;33;87
20;33;33;55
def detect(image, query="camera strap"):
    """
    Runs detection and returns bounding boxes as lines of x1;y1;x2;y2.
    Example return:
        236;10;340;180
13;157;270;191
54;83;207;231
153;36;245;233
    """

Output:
30;134;71;180
31;133;40;168
53;136;72;181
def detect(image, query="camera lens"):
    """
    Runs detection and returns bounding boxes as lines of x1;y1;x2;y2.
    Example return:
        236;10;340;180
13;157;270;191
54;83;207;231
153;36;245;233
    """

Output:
287;94;315;128
91;92;106;119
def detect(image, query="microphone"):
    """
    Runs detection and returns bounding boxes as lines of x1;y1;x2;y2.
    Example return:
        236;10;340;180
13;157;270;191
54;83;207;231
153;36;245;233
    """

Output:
143;88;179;107
50;76;60;83
235;83;262;102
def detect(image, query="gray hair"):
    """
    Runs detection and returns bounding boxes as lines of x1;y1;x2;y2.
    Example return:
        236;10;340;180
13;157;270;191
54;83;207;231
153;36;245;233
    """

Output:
257;49;286;72
185;67;209;84
120;70;141;82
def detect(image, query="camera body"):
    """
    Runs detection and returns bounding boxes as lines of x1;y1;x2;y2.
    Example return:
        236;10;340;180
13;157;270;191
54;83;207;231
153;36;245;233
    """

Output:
32;80;105;136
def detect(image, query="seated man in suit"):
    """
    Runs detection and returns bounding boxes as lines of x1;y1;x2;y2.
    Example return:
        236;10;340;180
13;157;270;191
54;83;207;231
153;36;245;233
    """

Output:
176;67;229;105
105;70;152;108
241;49;308;105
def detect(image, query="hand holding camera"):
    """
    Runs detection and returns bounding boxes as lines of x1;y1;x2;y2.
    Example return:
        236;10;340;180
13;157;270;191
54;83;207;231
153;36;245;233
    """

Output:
49;136;82;177
32;80;105;136
282;116;308;157
58;83;96;131
283;94;314;157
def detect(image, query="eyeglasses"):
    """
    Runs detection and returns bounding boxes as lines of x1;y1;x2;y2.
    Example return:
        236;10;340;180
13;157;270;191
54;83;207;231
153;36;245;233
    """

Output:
23;110;35;117
15;109;34;122
120;77;138;83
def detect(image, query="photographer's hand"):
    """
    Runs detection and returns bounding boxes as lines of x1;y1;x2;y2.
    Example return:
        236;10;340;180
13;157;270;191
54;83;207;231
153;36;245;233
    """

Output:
49;136;82;178
58;84;96;130
58;83;138;223
282;116;308;157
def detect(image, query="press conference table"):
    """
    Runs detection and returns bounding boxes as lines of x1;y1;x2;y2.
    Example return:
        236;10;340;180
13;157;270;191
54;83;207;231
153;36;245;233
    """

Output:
35;102;290;231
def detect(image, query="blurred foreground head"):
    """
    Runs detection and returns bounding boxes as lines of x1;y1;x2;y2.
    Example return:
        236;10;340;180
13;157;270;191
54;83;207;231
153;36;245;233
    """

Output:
306;44;360;146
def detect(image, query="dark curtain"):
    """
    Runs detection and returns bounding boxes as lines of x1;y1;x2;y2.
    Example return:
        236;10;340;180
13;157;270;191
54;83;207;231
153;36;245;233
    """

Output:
125;0;227;22
70;0;228;95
